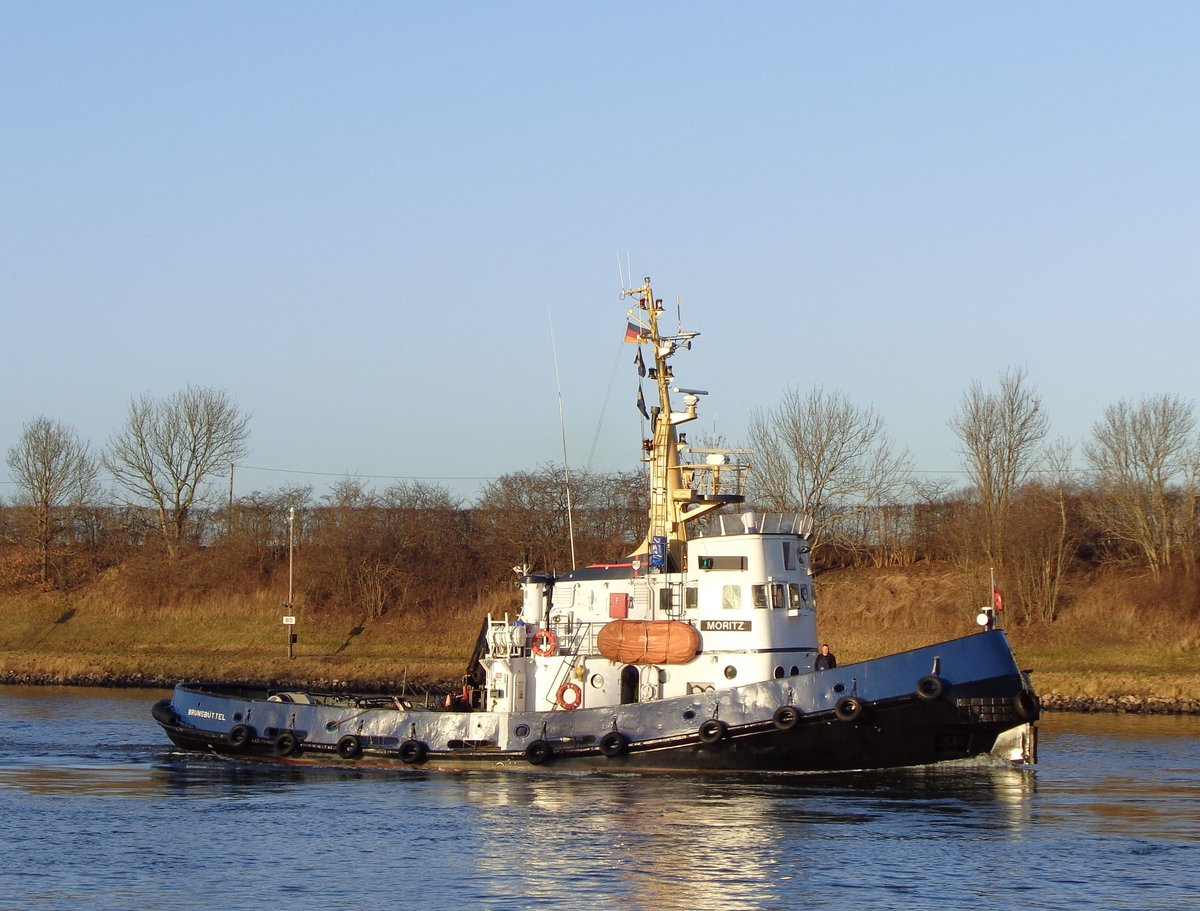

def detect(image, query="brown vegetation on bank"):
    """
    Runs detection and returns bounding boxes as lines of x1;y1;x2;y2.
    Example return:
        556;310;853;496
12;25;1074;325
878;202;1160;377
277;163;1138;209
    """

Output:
2;545;1199;709
3;451;1200;709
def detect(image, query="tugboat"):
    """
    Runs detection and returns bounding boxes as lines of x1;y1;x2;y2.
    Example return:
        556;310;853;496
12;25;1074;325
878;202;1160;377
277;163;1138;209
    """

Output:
153;277;1039;771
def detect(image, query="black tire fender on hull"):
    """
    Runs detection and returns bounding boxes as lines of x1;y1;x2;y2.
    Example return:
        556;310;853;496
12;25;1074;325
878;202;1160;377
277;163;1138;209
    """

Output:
151;699;179;727
599;731;630;758
834;696;864;722
398;739;428;764
1015;689;1039;719
915;675;945;701
772;705;802;730
274;732;300;757
336;735;363;760
228;724;255;749
524;740;554;765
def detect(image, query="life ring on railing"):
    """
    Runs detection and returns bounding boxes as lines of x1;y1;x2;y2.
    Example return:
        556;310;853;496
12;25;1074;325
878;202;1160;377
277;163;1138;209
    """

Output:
556;681;582;710
531;629;559;657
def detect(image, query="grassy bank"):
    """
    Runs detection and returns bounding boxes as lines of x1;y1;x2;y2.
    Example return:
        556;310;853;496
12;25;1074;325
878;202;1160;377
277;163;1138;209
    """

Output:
2;564;1198;708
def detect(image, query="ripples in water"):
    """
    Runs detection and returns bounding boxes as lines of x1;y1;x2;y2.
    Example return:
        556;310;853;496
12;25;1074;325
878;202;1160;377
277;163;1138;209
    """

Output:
0;686;1196;911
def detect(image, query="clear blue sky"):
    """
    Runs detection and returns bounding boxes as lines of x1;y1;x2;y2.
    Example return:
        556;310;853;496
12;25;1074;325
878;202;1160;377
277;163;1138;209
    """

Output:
3;2;1198;505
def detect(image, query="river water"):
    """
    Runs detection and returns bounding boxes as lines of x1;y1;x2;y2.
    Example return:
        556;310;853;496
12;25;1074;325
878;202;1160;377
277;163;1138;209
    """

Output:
0;686;1196;911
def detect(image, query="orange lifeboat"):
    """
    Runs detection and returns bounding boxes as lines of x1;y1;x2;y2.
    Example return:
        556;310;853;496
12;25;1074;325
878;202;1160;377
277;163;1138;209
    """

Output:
596;620;699;665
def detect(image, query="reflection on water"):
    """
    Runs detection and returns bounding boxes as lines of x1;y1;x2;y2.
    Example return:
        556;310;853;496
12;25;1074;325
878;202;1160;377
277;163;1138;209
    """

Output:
0;687;1197;911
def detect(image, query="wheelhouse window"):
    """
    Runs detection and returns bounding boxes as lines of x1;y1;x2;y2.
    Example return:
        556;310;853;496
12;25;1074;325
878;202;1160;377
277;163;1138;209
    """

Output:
751;585;768;609
770;582;788;609
684;585;699;612
722;585;742;611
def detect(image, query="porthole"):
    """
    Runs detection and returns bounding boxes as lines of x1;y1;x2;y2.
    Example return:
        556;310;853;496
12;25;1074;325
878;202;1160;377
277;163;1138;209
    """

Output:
790;665;800;676
773;666;785;679
589;674;605;689
514;724;530;738
682;709;697;721
724;665;738;680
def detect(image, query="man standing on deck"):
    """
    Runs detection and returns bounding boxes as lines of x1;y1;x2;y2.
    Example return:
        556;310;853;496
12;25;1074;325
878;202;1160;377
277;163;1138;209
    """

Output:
815;643;837;670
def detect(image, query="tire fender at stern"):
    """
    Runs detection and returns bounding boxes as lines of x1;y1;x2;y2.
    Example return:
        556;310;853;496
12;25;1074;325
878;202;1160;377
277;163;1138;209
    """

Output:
228;724;255;749
915;675;945;701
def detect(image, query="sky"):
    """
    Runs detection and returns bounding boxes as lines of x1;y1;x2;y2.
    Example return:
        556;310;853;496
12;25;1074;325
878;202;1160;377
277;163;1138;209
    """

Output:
3;2;1199;507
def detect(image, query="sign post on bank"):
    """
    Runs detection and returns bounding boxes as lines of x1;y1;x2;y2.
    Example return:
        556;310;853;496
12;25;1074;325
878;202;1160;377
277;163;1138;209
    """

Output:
283;507;296;659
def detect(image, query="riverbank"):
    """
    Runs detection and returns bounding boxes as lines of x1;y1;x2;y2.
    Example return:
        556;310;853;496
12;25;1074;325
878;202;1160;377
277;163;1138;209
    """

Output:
2;563;1198;711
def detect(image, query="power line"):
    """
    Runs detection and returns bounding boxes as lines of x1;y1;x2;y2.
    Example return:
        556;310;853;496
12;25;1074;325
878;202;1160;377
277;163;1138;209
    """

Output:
234;464;497;482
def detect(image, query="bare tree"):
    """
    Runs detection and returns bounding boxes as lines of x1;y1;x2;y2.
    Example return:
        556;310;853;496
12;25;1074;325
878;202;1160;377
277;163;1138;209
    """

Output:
1084;394;1197;575
746;386;912;557
5;416;100;583
104;386;250;558
473;465;646;576
1008;439;1081;622
948;367;1049;566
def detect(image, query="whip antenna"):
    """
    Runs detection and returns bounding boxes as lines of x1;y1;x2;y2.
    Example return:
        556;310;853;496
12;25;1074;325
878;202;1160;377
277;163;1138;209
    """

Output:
547;309;577;570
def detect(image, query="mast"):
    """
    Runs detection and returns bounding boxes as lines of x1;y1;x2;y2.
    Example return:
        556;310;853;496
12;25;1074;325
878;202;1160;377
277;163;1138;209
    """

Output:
622;277;746;571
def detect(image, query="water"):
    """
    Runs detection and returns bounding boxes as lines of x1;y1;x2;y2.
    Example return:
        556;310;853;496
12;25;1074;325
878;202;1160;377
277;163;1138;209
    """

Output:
0;686;1197;911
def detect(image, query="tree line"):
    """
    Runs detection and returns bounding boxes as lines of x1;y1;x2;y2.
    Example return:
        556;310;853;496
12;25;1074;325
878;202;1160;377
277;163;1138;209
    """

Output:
4;377;1199;625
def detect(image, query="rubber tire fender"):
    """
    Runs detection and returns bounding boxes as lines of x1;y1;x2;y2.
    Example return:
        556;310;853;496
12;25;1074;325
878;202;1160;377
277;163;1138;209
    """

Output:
398;739;428;764
336;734;363;760
599;731;630;758
152;699;179;727
228;724;255;749
834;696;864;722
697;719;728;744
772;705;802;731
1015;690;1038;719
524;739;554;765
915;675;945;701
273;732;300;757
